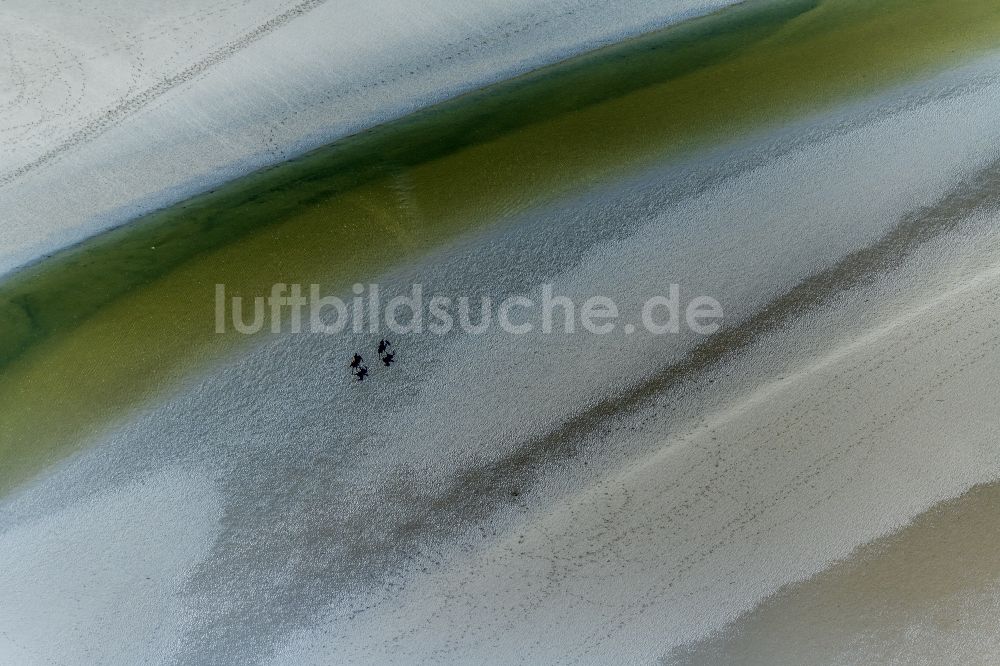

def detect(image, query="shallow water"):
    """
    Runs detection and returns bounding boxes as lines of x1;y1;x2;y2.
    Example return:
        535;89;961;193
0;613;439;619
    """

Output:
4;0;1000;496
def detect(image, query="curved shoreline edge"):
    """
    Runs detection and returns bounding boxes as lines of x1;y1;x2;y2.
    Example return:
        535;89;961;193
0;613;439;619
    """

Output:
2;0;1000;496
0;0;814;371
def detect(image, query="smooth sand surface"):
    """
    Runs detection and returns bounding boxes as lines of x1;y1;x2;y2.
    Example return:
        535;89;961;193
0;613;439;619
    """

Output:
673;481;1000;664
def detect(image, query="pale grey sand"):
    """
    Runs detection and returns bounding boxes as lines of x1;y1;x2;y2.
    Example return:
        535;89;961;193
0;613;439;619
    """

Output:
670;481;1000;665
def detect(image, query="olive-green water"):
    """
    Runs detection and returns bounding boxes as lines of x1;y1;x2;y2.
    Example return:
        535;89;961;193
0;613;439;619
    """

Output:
2;0;1000;495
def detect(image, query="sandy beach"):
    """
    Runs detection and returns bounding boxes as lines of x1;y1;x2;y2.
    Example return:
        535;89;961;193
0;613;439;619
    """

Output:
3;0;1000;663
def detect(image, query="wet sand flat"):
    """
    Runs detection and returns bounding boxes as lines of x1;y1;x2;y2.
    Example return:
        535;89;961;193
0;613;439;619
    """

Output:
672;480;1000;665
4;0;1000;495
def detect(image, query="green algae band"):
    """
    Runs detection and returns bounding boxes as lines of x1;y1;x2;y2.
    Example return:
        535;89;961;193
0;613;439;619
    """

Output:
2;0;1000;495
0;0;821;372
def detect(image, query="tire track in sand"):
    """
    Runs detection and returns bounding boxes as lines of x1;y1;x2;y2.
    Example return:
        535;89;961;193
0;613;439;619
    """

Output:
0;0;330;188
